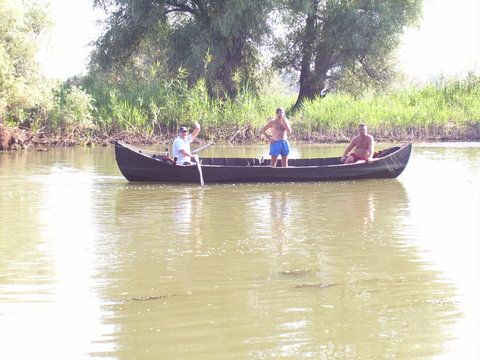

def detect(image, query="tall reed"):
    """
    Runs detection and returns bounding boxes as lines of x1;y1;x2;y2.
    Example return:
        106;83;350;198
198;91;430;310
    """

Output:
81;73;480;139
295;75;480;137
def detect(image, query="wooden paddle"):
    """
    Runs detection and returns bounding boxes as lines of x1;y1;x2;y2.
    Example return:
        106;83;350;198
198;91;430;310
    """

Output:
193;154;205;187
192;141;213;154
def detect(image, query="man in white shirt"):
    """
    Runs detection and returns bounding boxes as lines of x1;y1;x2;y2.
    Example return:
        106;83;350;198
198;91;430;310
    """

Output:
172;121;201;165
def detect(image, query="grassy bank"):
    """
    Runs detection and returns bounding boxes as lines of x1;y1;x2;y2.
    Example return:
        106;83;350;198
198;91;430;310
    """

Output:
85;74;480;141
92;73;480;138
294;76;480;142
2;75;480;150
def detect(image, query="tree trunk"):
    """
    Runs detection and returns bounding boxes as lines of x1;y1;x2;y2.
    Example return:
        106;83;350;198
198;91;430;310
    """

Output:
292;13;318;111
215;40;245;99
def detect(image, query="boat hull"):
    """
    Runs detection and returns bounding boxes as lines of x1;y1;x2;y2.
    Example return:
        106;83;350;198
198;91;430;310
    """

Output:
114;141;412;183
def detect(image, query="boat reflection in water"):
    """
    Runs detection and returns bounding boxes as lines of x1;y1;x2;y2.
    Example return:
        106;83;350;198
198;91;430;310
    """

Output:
99;179;459;359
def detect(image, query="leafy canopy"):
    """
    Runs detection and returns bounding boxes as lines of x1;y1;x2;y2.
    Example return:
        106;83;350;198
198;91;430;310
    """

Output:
272;0;422;108
91;0;274;98
0;0;52;121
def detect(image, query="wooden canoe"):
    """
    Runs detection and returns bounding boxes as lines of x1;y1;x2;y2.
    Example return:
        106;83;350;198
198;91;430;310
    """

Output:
114;141;412;183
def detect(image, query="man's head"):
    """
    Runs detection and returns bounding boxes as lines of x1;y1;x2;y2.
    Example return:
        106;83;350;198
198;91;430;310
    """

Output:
276;107;285;118
179;126;188;138
358;124;367;136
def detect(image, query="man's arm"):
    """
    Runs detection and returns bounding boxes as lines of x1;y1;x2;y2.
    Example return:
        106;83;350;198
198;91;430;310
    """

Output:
180;149;194;158
342;141;355;157
282;118;292;135
261;120;274;143
190;121;201;140
367;135;375;161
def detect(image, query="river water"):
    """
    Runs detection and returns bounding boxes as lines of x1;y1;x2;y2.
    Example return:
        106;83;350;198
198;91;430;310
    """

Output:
0;143;479;360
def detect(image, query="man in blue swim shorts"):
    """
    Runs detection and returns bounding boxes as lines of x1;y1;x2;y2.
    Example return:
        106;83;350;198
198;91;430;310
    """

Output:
261;108;292;167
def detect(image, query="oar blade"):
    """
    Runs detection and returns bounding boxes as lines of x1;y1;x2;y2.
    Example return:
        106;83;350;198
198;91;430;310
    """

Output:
194;155;205;187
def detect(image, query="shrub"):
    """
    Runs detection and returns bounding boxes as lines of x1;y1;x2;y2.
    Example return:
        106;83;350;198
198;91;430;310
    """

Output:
49;85;95;131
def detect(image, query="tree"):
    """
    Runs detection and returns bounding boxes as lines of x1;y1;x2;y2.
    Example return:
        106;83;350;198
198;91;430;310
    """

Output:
0;0;52;122
91;0;274;98
272;0;422;110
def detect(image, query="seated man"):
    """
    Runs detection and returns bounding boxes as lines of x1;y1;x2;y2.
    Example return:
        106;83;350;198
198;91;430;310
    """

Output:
340;124;374;164
172;121;201;165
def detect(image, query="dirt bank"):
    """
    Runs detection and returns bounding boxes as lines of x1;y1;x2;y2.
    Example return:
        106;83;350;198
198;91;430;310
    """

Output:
1;123;479;151
0;124;14;150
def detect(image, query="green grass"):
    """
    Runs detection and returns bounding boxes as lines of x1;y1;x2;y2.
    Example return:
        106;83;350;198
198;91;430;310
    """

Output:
87;74;480;136
6;73;480;141
83;75;298;139
296;77;480;132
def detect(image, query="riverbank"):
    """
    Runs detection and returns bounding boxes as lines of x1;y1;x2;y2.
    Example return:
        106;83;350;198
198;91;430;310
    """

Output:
1;123;479;151
3;76;480;152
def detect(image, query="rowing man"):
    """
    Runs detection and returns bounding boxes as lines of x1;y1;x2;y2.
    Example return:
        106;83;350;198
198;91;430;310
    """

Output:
340;124;375;164
262;108;292;167
173;121;201;165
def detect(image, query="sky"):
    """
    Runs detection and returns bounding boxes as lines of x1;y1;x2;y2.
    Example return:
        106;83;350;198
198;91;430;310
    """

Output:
36;0;480;82
36;0;105;79
399;0;480;81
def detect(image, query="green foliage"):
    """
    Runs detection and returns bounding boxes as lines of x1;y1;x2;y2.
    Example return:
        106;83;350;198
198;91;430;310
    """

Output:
273;0;423;108
294;75;480;133
77;71;480;139
91;0;274;99
49;85;95;131
0;0;52;124
3;0;478;140
0;1;97;132
80;69;296;137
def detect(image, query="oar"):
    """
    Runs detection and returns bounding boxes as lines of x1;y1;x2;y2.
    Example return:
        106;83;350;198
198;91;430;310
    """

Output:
193;154;205;187
192;141;213;154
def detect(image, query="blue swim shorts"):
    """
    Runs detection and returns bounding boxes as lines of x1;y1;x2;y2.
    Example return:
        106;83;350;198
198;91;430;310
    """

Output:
269;140;290;157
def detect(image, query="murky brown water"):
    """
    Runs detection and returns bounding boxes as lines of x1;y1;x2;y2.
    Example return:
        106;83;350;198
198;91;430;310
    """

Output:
1;143;479;360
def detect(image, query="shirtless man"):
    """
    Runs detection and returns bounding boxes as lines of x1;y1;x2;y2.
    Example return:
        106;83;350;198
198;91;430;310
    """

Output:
262;108;292;167
340;124;374;164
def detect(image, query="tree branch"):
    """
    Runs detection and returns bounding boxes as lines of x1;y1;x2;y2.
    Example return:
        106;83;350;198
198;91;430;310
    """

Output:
356;56;381;82
164;1;200;17
192;0;206;16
